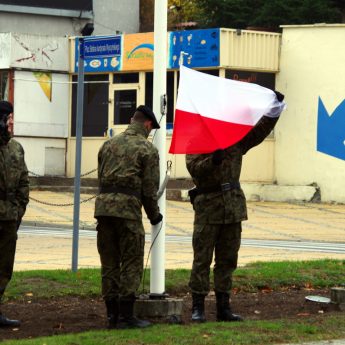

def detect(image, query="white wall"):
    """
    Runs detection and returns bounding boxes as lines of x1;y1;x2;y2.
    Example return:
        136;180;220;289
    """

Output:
0;0;139;37
67;138;103;178
15;137;66;176
0;12;89;37
276;25;345;202
93;0;139;35
0;33;10;68
9;33;69;71
14;70;69;138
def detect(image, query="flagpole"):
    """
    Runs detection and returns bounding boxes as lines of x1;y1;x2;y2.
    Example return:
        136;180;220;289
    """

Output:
151;0;167;296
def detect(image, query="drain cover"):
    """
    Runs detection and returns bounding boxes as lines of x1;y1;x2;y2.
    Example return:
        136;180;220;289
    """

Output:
305;295;331;303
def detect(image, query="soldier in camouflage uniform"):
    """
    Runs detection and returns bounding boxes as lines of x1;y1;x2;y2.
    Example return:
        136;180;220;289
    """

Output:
186;91;285;323
0;101;29;327
94;105;163;329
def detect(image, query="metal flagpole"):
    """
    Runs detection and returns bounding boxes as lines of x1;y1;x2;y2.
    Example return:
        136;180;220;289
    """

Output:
151;0;168;295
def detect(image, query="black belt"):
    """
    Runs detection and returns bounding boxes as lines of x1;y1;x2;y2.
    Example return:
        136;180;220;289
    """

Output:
99;186;141;200
188;182;241;204
197;182;241;194
0;191;16;201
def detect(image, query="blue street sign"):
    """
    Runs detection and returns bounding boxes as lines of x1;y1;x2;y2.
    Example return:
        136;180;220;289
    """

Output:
75;36;122;72
83;36;121;59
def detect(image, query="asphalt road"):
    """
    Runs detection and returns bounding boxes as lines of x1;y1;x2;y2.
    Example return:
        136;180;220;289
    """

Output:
19;225;345;254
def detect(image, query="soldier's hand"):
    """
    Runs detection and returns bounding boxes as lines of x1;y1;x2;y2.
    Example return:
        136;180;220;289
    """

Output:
150;213;163;225
212;149;225;165
274;90;285;102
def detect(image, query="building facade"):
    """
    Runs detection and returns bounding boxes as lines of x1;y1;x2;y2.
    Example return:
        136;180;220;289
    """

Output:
2;20;344;203
67;28;280;181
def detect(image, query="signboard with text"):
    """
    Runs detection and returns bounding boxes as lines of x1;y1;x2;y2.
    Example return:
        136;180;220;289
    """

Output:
75;36;122;73
168;28;220;69
73;29;223;73
225;70;275;90
122;32;154;71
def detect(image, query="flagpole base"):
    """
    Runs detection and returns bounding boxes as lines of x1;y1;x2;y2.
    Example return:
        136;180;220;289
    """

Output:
148;292;169;300
135;294;183;323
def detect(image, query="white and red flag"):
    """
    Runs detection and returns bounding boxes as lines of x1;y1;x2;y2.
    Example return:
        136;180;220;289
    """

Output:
169;65;285;154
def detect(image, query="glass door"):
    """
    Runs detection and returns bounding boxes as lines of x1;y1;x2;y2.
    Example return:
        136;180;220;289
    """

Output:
108;84;139;136
113;89;137;125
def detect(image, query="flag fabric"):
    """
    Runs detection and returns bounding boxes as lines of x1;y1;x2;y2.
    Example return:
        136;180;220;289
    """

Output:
169;65;285;154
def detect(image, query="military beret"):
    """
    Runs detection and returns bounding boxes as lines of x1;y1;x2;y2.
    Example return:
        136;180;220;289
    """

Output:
0;100;13;116
136;105;160;129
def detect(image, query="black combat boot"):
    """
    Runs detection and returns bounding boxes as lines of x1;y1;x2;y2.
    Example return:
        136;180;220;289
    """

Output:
191;293;206;322
105;298;119;329
118;295;151;329
0;313;21;327
215;292;243;322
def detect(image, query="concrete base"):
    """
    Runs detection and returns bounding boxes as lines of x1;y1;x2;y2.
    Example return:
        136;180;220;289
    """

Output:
176;183;318;203
331;287;345;311
134;297;183;323
242;183;318;202
331;287;345;302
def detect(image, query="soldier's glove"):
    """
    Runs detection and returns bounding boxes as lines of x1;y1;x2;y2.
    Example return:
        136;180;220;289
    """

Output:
274;90;285;102
212;149;225;165
150;213;163;225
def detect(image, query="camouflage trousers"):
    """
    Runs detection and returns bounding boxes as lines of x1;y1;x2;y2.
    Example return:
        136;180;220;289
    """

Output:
0;221;17;304
96;216;145;301
189;222;242;295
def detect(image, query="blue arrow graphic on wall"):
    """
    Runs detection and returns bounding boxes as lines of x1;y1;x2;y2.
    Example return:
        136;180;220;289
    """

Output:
317;97;345;161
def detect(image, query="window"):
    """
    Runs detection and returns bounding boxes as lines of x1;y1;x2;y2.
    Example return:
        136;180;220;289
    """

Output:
113;73;139;84
0;70;9;100
225;70;275;89
145;71;175;127
145;72;153;109
114;89;137;125
71;74;108;137
197;69;219;77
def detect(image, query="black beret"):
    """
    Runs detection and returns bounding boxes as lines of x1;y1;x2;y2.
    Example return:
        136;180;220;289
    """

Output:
136;105;160;129
0;101;13;116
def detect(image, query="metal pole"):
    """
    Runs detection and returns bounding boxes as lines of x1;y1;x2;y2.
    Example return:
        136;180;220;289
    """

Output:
151;0;168;295
72;38;85;272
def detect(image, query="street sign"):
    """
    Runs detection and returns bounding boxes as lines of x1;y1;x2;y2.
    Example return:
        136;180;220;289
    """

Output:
83;36;121;59
75;36;122;72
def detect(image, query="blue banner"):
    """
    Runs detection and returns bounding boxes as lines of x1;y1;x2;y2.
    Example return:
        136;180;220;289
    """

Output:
168;28;220;69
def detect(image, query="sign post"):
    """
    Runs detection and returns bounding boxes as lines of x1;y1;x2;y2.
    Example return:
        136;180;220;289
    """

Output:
72;37;85;272
71;36;121;272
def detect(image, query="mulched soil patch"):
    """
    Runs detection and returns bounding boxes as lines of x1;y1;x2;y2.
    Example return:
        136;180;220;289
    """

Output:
0;289;342;341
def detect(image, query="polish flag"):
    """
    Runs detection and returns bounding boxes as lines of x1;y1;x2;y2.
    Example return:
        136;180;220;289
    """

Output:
169;65;285;154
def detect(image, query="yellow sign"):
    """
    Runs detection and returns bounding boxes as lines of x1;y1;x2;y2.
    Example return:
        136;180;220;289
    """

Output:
122;33;154;71
33;72;52;102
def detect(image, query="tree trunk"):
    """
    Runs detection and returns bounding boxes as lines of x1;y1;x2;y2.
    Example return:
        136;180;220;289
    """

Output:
140;0;155;32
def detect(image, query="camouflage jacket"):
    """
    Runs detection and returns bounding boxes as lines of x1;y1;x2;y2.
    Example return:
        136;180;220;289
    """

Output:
0;138;29;221
186;116;279;224
94;122;160;221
